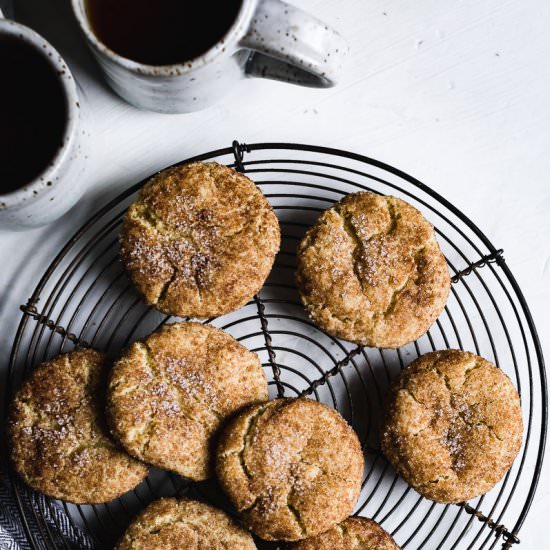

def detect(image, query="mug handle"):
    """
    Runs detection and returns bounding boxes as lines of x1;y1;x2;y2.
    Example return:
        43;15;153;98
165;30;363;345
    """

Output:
240;0;349;88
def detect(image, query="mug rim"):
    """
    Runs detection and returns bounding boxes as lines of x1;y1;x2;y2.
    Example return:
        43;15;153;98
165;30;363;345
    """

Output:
70;0;256;75
0;19;80;205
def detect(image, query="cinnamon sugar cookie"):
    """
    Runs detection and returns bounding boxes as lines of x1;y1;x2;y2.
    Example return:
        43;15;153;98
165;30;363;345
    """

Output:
216;398;364;541
115;498;256;550
381;350;523;503
7;349;148;504
288;516;400;549
107;322;268;480
120;161;280;318
296;192;450;348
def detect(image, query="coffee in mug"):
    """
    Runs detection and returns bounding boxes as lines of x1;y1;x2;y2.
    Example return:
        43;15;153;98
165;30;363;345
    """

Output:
85;0;243;65
0;37;67;194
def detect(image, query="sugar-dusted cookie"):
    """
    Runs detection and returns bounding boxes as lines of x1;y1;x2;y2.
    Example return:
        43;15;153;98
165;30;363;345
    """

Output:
8;349;148;503
120;161;280;317
381;350;523;503
296;192;450;348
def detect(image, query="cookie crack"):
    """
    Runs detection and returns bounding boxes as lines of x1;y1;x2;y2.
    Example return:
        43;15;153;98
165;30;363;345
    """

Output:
238;403;272;480
143;342;221;423
463;361;483;383
155;264;178;305
335;208;370;293
334;198;402;292
385;197;399;234
129;516;214;544
219;203;260;239
336;522;347;539
296;457;359;485
134;343;218;455
287;499;307;538
457;411;504;441
131;204;199;247
239;495;260;514
433;366;453;392
417;474;451;488
132;204;166;233
219;404;277;485
374;245;426;326
131;204;206;306
402;387;426;407
304;301;361;328
284;428;355;537
66;440;114;461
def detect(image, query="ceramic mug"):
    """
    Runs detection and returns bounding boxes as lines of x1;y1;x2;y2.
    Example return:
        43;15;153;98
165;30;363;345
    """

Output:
71;0;348;114
0;11;89;230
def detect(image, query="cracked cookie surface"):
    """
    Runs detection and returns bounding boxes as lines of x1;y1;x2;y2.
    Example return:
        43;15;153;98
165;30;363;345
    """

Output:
296;192;450;348
7;349;148;503
115;497;256;550
381;350;523;503
216;398;364;541
107;322;268;480
288;516;400;549
120;161;280;318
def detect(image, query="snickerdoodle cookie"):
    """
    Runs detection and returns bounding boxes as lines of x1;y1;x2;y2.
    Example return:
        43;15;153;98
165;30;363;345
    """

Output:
7;349;148;504
288;517;400;549
120;161;280;318
107;322;268;480
115;497;256;550
216;398;364;541
296;192;450;348
381;350;523;503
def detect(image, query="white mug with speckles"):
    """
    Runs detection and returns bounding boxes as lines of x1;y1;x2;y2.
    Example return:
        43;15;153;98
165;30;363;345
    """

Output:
71;0;348;114
0;9;89;230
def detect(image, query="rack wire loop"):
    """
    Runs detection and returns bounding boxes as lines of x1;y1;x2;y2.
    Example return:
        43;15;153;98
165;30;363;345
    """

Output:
19;302;90;349
459;503;520;546
232;140;250;172
300;345;363;398
254;295;285;397
451;249;505;283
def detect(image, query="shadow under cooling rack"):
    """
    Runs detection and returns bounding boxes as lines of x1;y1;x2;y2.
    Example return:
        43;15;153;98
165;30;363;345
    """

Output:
5;141;546;550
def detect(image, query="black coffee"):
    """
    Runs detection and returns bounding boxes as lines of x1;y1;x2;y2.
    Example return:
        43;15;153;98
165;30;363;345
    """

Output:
0;38;67;194
86;0;243;66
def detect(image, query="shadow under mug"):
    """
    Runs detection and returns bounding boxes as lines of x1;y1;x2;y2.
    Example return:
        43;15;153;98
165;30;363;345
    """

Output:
0;10;89;230
71;0;349;114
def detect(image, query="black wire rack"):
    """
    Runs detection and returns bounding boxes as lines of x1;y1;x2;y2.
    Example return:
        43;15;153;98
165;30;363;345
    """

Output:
4;142;547;550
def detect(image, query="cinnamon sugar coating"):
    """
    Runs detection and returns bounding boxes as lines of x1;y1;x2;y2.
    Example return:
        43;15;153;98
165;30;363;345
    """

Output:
296;192;450;348
288;516;400;549
120;161;280;318
216;398;364;541
381;350;523;503
115;498;256;550
107;322;268;481
7;349;148;504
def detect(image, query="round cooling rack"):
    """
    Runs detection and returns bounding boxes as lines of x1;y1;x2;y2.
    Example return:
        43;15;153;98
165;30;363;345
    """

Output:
5;141;547;550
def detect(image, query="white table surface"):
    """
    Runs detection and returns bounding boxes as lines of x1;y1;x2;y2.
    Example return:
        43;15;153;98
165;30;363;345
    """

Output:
1;0;548;547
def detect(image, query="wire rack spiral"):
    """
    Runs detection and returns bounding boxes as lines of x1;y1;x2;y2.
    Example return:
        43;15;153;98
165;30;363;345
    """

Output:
4;142;547;550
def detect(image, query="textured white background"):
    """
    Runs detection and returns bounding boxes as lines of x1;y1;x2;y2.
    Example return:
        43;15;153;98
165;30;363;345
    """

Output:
0;0;548;547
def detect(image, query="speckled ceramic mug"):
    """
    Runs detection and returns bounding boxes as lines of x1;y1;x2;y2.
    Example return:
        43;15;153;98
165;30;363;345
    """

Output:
0;12;89;230
71;0;348;114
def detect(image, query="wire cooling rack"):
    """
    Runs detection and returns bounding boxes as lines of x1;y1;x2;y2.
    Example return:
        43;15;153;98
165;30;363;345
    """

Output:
4;142;547;549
